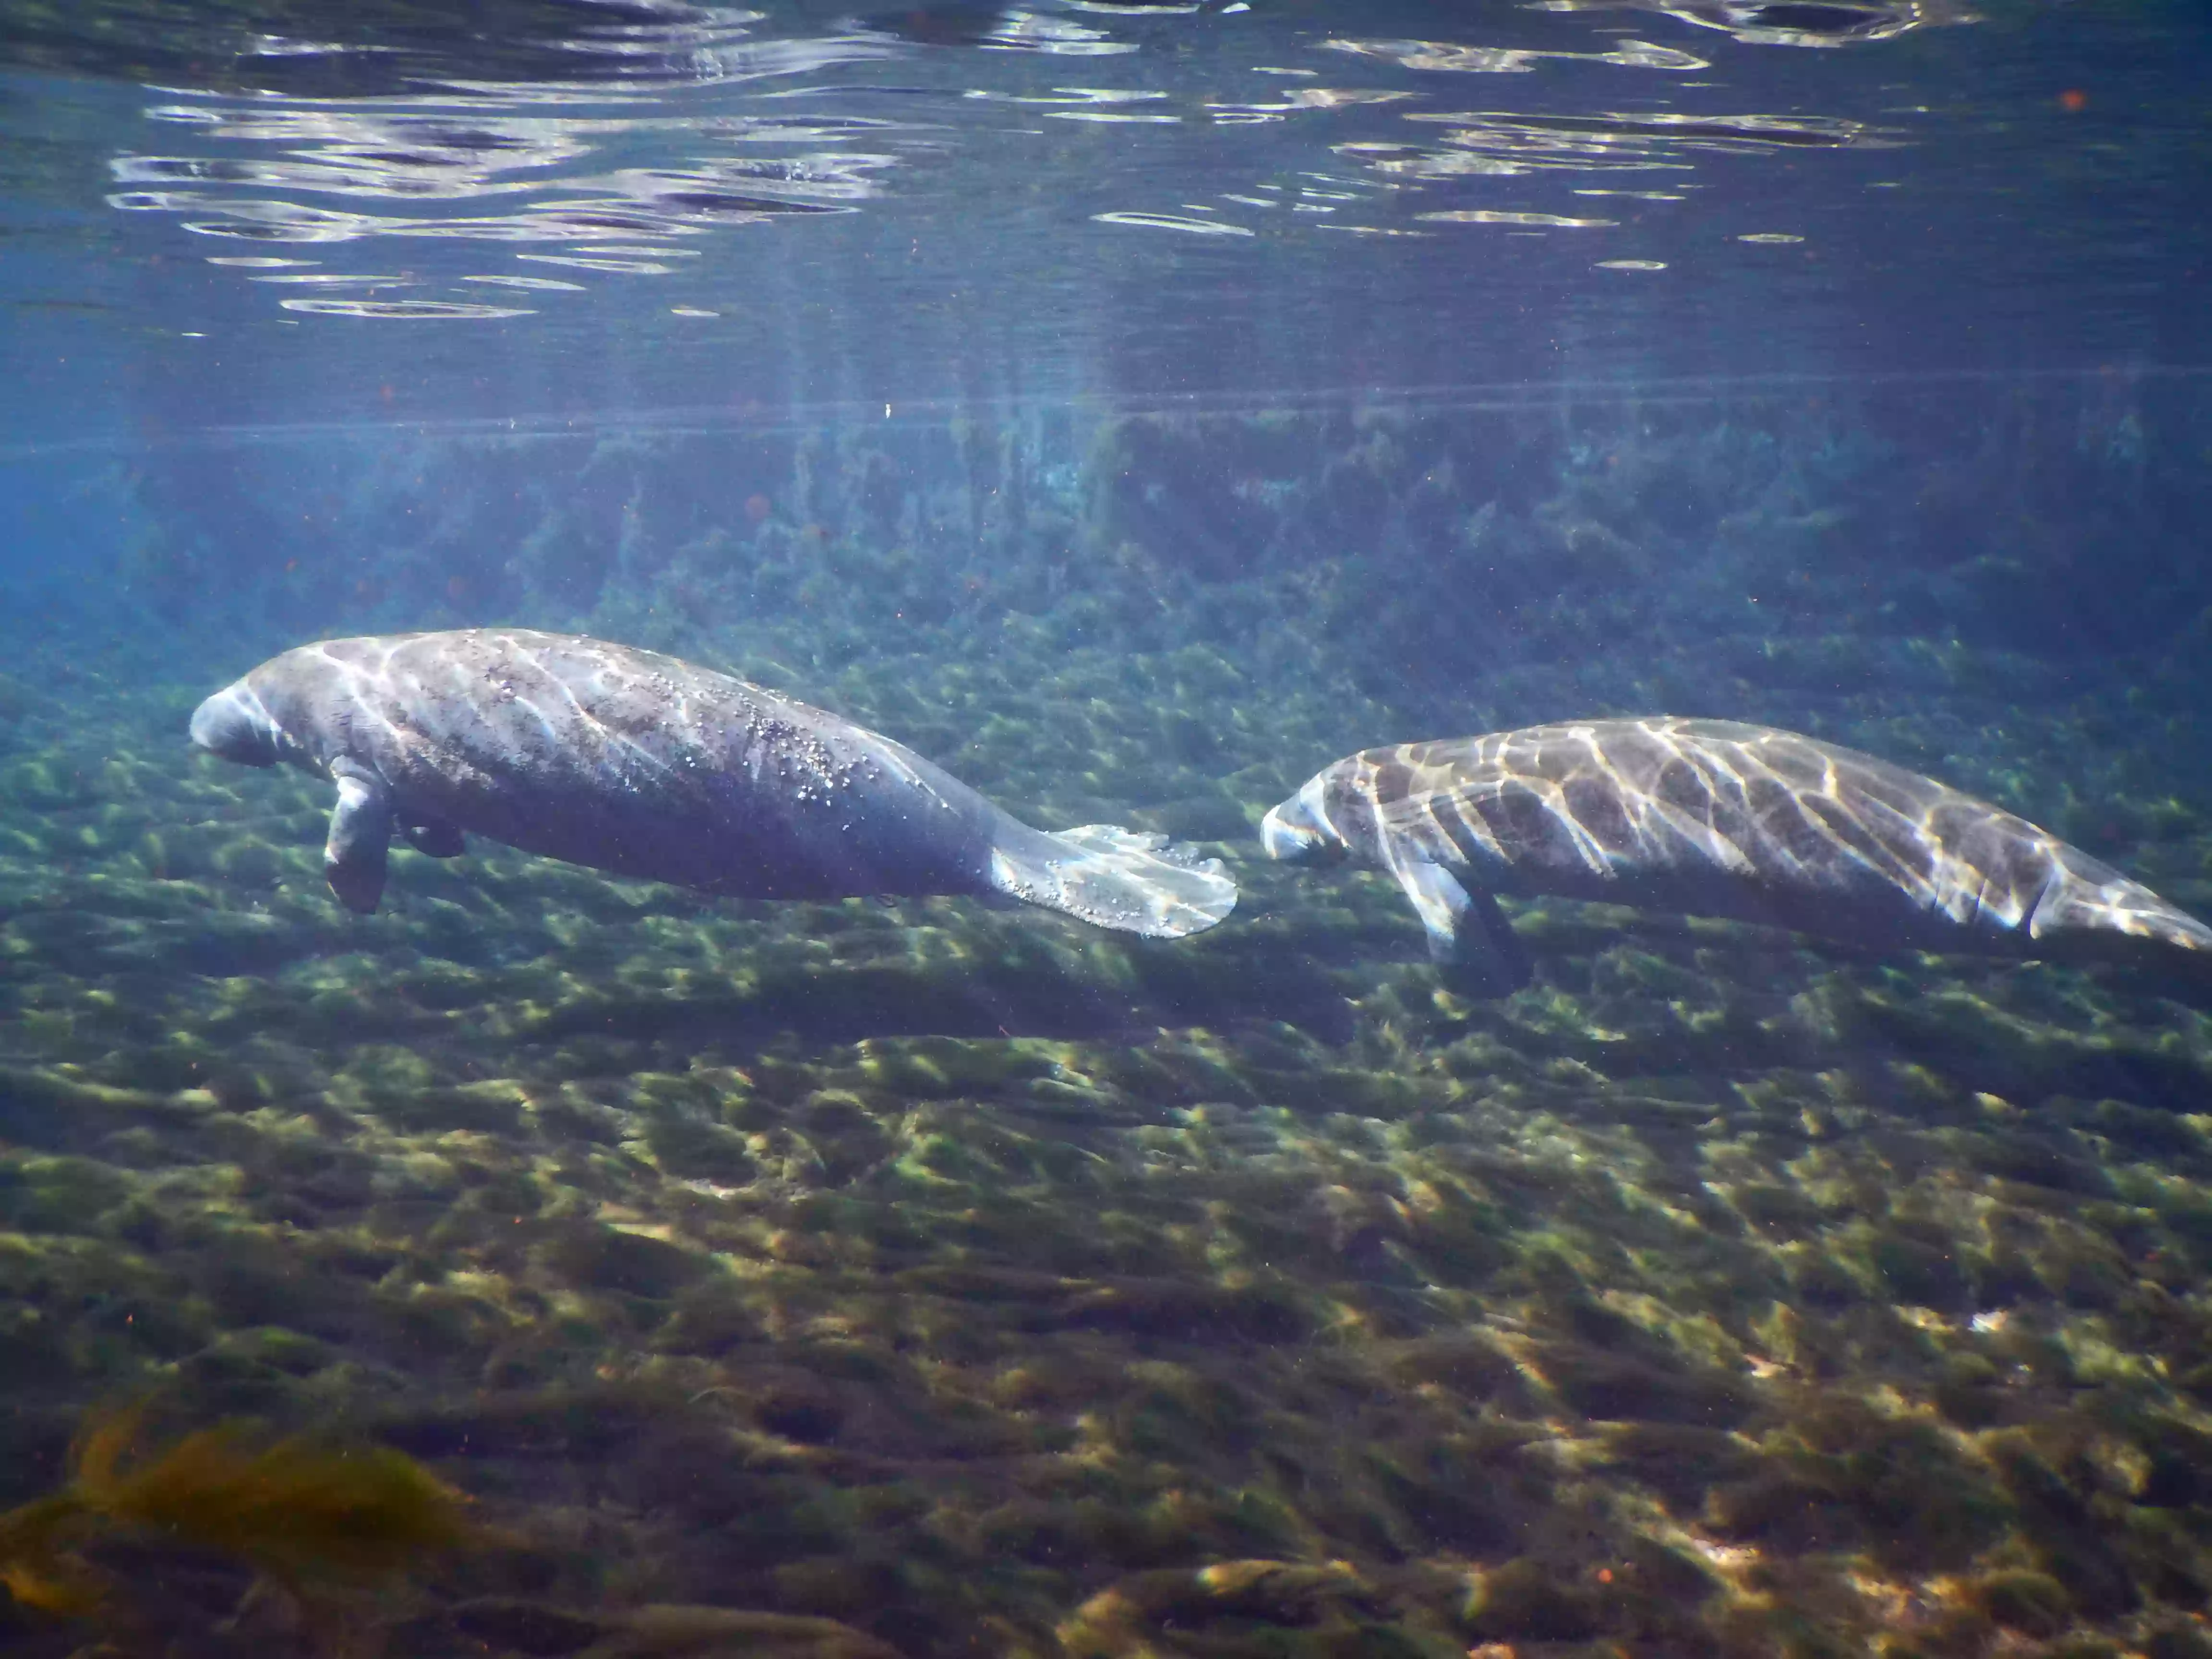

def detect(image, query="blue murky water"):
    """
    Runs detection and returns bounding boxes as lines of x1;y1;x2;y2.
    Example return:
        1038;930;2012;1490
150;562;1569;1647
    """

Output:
0;3;2209;1656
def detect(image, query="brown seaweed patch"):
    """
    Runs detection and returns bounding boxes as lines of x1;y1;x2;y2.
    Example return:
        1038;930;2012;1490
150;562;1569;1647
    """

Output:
0;1400;481;1620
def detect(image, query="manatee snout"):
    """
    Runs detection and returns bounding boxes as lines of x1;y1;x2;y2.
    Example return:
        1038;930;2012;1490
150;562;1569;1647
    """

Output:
1259;780;1343;865
189;684;282;768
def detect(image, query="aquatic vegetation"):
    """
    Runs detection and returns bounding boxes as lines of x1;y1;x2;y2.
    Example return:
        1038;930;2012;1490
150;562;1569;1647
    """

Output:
434;1599;903;1658
2;393;2212;1659
0;1402;481;1621
1056;1560;1392;1658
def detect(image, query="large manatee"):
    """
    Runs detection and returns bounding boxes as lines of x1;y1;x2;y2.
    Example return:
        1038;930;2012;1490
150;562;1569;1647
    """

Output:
190;629;1235;936
1262;716;2212;994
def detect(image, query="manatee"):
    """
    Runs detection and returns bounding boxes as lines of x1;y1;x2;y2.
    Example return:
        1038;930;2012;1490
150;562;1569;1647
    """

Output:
1261;716;2212;994
189;629;1235;936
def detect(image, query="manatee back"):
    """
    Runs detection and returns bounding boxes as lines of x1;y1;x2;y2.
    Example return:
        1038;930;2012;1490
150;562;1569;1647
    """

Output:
249;630;1007;901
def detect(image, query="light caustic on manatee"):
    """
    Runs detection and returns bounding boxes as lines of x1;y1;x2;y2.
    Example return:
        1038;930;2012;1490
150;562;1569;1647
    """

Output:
190;629;1235;939
1263;716;2212;996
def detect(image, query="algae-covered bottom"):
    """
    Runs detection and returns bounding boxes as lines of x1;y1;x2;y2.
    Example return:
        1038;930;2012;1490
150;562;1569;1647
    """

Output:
2;639;2212;1659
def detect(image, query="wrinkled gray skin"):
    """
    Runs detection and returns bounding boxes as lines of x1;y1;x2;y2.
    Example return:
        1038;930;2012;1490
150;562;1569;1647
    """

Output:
190;630;1235;937
1263;716;2212;995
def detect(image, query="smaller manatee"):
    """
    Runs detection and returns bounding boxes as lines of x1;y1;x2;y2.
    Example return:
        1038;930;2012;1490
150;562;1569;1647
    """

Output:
1262;716;2212;995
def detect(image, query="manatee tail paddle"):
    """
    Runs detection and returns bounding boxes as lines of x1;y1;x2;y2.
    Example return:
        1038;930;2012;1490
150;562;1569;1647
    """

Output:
989;824;1237;939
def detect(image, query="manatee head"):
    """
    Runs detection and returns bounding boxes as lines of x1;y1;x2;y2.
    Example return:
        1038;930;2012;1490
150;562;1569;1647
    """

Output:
189;681;289;768
1260;775;1349;865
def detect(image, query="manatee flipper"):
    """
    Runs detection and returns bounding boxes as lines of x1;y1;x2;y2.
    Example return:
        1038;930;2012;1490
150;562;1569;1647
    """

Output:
325;757;394;914
1394;858;1532;996
989;824;1237;939
400;818;466;858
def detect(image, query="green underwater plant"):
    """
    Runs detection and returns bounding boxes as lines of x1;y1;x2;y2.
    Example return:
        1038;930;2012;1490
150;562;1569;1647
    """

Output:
0;1401;481;1621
